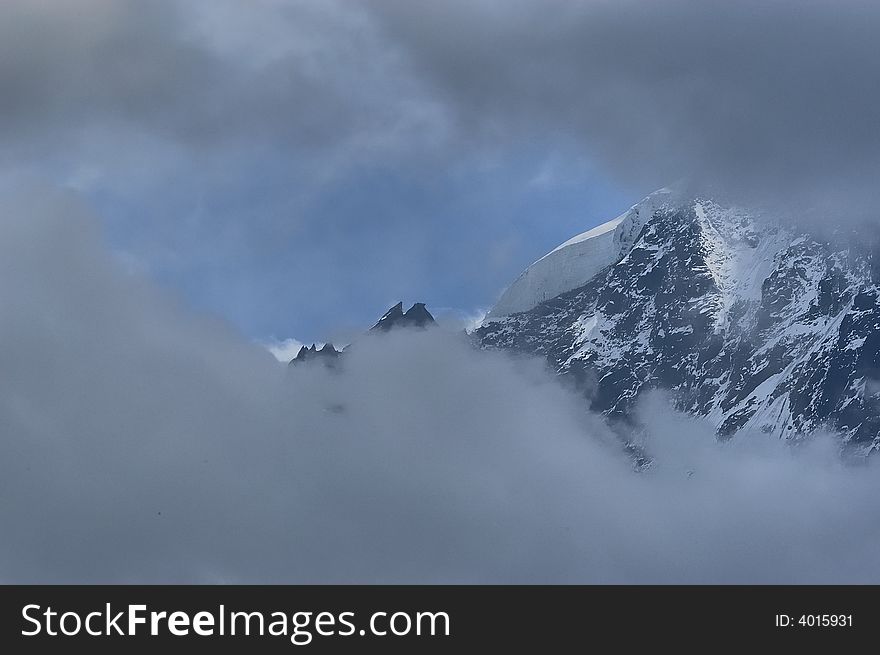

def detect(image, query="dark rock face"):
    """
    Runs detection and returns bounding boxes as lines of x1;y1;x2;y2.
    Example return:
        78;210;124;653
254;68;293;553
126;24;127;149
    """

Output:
371;302;435;332
288;342;341;367
475;197;880;454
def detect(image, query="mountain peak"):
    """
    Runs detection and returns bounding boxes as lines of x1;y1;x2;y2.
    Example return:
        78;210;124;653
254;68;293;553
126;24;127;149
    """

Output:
371;302;435;332
289;342;340;366
402;302;434;327
476;192;880;453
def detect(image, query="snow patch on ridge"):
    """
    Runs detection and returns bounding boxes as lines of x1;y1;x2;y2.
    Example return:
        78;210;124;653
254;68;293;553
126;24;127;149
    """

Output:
543;216;624;258
487;189;678;320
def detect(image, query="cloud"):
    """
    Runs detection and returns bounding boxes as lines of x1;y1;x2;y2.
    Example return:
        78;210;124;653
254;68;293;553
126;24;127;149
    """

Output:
2;188;880;583
0;0;440;162
363;0;880;219
21;0;880;344
262;337;306;363
0;1;622;342
9;0;880;219
1;1;875;345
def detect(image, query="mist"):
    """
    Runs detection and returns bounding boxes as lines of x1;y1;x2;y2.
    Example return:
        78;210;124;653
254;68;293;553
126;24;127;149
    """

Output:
1;189;879;584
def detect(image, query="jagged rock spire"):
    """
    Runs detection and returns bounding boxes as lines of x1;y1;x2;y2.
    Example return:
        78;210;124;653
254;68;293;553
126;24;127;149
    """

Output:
371;302;435;332
289;342;340;366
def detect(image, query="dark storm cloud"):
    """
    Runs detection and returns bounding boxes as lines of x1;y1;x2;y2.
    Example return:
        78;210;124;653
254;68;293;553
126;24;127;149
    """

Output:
6;0;880;217
0;0;438;161
364;0;880;217
3;188;880;583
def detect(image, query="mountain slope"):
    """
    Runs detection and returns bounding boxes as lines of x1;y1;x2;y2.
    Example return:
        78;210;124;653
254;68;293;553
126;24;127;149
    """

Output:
475;192;880;453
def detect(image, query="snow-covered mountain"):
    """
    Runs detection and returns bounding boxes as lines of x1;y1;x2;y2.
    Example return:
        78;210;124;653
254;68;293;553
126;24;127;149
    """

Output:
475;190;880;454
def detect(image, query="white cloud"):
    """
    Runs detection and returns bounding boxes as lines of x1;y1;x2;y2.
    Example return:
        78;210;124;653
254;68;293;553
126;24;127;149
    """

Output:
262;337;305;363
463;308;488;333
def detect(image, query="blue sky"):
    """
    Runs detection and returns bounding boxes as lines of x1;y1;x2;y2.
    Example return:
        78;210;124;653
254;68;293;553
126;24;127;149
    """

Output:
88;148;633;344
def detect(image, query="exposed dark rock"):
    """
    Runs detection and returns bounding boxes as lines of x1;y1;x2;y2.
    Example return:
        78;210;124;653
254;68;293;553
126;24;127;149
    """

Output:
371;302;435;332
289;342;340;367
